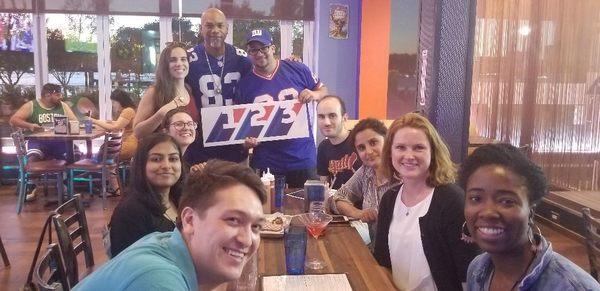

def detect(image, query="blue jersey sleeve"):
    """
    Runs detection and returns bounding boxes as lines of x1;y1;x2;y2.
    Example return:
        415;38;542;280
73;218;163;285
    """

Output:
284;60;321;91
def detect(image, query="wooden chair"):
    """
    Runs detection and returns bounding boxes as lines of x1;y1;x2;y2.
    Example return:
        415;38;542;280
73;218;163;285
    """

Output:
0;234;9;267
52;194;94;287
67;131;122;209
11;130;67;214
582;207;600;281
33;243;70;291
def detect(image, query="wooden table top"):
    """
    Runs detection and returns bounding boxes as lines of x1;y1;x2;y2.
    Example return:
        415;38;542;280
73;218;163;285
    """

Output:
257;192;397;290
547;190;600;215
24;129;105;140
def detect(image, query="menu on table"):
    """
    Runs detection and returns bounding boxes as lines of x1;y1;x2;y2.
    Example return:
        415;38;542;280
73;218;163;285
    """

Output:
262;273;353;291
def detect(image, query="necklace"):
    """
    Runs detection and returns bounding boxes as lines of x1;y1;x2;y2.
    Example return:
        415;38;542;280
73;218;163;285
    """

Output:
163;209;177;224
174;87;188;106
400;185;433;216
204;50;225;95
491;251;536;291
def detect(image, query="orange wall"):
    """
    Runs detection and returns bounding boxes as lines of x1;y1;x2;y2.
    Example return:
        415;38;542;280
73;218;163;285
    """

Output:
358;0;391;119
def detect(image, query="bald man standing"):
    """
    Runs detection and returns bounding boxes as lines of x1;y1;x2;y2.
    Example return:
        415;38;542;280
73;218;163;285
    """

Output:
184;8;251;165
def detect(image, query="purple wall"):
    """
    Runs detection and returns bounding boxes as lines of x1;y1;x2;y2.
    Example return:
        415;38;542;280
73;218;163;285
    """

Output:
316;0;361;118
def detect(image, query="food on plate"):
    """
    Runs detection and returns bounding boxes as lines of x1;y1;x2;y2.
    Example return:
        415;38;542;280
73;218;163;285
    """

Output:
262;215;285;232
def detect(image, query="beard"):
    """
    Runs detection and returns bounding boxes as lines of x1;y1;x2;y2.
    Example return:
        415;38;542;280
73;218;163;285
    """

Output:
207;37;224;50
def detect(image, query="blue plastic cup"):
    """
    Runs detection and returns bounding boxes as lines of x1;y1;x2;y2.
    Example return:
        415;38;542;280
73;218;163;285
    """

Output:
84;119;93;134
274;175;286;209
284;226;307;275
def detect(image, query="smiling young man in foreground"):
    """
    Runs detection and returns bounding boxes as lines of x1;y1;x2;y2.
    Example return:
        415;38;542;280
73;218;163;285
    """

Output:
74;160;266;291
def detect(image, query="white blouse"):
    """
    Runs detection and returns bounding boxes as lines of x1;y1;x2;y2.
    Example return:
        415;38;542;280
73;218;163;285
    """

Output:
388;185;437;291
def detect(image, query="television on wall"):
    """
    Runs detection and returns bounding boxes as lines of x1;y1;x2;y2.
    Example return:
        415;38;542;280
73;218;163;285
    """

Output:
0;13;34;52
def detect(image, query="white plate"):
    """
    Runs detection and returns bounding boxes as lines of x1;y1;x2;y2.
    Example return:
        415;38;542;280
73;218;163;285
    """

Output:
261;213;292;238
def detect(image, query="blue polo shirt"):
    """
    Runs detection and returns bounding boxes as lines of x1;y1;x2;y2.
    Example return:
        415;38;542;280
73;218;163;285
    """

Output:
73;229;197;291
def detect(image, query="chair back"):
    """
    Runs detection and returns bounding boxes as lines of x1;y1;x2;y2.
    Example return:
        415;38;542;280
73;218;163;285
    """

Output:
52;194;94;286
582;207;600;281
33;243;70;291
101;131;123;166
11;130;27;169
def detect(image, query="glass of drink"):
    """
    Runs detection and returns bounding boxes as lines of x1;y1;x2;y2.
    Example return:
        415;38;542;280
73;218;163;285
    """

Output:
284;226;307;275
297;210;333;270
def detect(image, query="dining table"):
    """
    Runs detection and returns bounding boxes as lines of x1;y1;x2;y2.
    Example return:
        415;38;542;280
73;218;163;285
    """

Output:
256;190;397;290
24;128;106;163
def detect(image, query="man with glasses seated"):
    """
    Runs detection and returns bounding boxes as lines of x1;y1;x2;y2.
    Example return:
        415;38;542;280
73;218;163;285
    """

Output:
235;29;328;188
9;83;78;200
73;160;266;291
184;8;251;165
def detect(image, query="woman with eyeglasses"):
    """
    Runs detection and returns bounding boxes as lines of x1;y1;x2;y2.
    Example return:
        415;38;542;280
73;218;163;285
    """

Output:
108;132;186;257
163;108;197;155
133;42;199;138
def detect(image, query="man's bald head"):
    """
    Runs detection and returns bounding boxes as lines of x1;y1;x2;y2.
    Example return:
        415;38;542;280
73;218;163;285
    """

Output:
201;8;226;23
201;8;228;54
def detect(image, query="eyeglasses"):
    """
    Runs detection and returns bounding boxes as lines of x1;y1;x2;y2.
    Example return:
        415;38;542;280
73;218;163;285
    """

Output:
247;45;272;56
169;121;198;131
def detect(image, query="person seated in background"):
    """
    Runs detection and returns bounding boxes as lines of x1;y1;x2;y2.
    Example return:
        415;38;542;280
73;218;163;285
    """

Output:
9;83;78;200
133;42;198;138
460;143;599;290
89;89;138;196
331;118;400;245
237;28;328;188
163;108;197;156
316;95;361;189
74;159;267;291
374;113;479;290
108;133;186;257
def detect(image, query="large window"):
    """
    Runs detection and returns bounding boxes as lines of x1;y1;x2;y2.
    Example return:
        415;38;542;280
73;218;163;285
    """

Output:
110;16;160;102
387;0;419;119
470;0;600;190
0;2;313;145
46;14;99;119
0;13;35;135
172;17;201;47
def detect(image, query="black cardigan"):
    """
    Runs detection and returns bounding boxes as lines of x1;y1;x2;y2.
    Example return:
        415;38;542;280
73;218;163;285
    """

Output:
373;184;480;291
109;195;176;257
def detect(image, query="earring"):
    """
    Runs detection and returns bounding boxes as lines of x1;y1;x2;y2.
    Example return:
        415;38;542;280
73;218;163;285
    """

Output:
528;222;543;252
461;221;474;244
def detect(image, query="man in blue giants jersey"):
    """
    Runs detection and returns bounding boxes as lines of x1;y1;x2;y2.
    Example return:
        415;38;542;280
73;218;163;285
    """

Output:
235;29;328;188
184;8;251;165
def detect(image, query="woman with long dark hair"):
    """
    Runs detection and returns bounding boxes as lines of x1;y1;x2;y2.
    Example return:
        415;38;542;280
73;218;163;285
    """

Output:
133;42;199;138
331;118;400;244
108;132;186;257
90;89;138;195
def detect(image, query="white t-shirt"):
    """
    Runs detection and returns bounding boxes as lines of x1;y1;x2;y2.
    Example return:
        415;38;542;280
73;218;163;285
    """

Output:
388;185;437;291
